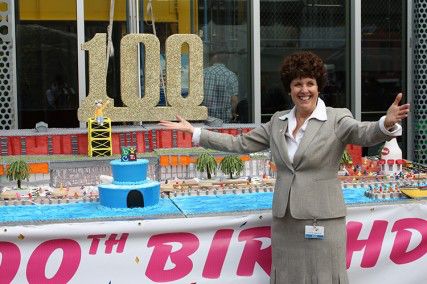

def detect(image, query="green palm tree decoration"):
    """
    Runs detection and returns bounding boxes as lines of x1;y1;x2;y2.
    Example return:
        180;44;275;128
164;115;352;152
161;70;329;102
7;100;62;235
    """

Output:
6;160;30;189
220;155;244;179
340;149;352;165
196;152;217;179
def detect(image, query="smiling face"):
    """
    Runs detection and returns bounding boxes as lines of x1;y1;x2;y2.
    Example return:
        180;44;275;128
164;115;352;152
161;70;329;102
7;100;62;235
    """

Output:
289;77;319;118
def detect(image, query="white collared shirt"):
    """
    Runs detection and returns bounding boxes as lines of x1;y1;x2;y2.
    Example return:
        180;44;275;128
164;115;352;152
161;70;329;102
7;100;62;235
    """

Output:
278;98;328;163
192;98;402;162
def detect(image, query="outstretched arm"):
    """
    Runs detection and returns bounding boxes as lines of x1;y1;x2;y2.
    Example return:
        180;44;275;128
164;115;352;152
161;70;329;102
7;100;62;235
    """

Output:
336;93;410;146
159;115;270;153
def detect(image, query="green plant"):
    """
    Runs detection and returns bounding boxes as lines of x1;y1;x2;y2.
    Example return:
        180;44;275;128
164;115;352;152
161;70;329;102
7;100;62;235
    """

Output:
220;155;244;179
6;160;30;189
340;149;352;166
196;152;217;179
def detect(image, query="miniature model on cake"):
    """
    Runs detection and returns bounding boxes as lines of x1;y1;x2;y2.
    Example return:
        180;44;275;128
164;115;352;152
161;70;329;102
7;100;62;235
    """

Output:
94;99;109;126
378;138;404;176
399;162;427;199
98;147;160;208
364;183;403;199
88;100;112;157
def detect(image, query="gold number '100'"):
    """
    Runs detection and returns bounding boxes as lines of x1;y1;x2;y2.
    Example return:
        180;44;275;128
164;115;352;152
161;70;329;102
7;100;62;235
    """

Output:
77;33;208;122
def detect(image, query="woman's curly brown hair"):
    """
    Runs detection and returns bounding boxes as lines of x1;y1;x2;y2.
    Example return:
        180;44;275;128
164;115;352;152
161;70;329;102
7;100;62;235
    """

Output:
280;51;327;93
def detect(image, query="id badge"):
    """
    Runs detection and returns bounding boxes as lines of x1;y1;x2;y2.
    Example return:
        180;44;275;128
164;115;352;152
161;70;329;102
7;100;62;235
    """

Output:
304;225;325;239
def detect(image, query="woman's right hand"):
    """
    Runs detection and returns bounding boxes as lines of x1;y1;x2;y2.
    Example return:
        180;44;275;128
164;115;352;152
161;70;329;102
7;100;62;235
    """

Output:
159;115;195;134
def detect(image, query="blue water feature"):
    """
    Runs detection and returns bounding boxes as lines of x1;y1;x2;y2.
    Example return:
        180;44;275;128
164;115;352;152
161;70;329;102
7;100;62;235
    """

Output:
342;187;407;204
171;192;273;216
0;198;180;223
0;187;408;223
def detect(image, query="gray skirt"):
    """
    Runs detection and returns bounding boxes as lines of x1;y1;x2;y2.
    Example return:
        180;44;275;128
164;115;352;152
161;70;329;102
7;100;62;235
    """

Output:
270;210;349;284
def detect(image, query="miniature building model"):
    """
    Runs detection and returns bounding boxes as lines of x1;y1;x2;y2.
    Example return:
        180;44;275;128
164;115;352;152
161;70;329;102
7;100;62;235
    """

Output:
380;138;403;176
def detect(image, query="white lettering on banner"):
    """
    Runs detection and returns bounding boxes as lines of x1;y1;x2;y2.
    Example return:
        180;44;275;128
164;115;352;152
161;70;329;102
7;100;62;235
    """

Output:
1;203;427;283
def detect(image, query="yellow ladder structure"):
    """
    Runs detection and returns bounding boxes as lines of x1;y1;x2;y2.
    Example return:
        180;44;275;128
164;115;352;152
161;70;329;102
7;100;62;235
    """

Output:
88;118;112;157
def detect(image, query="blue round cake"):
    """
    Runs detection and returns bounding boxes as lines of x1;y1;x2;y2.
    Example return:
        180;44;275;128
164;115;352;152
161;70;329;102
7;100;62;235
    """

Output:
110;159;148;184
99;159;160;208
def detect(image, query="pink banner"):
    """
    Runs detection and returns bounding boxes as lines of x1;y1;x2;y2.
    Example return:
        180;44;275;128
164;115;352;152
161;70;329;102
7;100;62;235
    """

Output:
1;201;427;283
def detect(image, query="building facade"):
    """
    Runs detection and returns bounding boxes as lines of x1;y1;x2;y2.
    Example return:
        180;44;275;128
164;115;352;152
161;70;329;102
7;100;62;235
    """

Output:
0;0;425;164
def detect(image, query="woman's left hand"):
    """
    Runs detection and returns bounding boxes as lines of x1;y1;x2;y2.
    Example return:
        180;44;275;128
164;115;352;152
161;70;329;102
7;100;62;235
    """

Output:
384;93;410;129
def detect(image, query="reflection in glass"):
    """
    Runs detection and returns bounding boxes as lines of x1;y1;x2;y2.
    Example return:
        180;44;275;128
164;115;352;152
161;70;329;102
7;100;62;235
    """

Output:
260;0;348;122
361;0;405;112
139;0;251;123
204;52;239;122
361;0;406;156
16;0;78;128
15;0;127;128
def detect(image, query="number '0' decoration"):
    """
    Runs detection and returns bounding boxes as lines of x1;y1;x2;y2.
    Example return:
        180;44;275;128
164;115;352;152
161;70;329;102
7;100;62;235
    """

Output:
77;33;208;122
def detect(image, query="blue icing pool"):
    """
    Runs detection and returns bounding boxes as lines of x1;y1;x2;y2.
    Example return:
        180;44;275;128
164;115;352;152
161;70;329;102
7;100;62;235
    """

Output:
0;198;180;223
0;187;409;223
171;192;273;215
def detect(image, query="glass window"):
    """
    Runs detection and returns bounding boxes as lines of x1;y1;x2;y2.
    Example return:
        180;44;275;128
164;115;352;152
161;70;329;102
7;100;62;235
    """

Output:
139;0;252;123
15;0;127;129
16;0;79;128
260;0;348;122
361;0;407;156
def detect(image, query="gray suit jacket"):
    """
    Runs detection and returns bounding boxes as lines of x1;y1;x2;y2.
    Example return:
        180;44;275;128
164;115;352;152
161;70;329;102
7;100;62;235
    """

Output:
199;107;392;220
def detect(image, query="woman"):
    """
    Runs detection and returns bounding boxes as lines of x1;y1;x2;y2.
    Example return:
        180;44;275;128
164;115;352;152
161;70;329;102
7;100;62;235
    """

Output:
159;51;410;283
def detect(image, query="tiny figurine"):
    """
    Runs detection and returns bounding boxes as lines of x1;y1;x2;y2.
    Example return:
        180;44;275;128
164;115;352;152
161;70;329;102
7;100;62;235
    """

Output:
121;146;137;162
94;99;109;126
121;146;130;162
128;146;137;161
